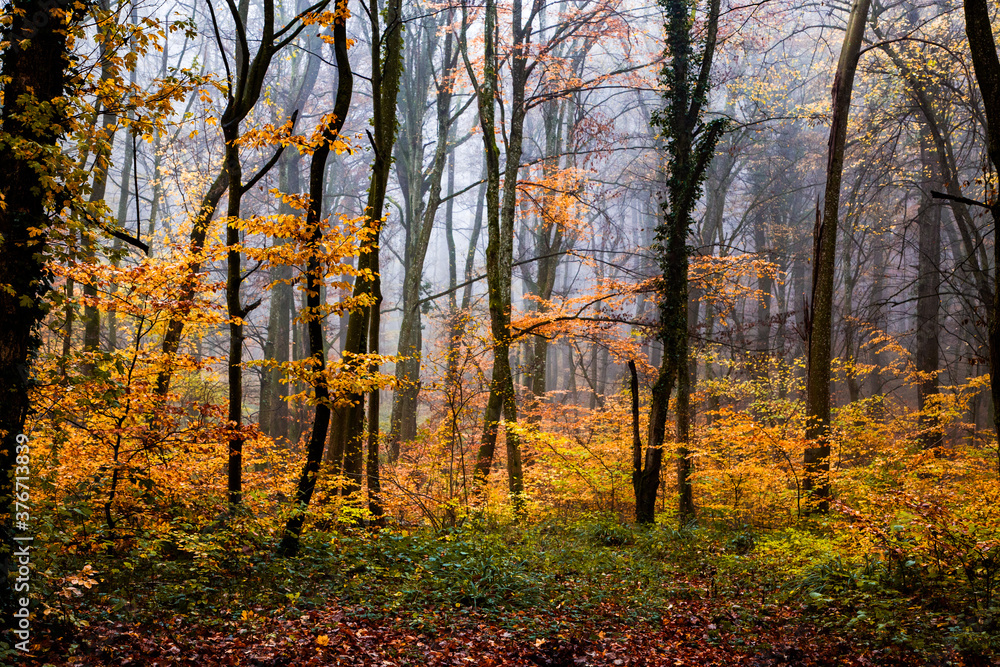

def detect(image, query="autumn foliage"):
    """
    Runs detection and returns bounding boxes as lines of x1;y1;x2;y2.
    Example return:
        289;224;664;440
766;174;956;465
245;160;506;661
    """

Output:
3;0;1000;664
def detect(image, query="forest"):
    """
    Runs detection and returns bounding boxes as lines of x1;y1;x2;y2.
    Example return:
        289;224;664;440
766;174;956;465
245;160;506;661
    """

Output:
1;0;1000;662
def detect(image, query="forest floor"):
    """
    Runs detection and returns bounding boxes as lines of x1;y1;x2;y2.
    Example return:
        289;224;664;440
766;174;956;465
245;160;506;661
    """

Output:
14;516;999;666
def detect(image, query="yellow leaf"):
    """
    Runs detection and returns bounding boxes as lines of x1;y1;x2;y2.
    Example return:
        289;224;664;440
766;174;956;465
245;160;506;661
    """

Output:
316;634;330;646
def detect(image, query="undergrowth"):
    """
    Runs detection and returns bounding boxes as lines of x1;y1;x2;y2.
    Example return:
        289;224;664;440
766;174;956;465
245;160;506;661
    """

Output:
26;511;1000;664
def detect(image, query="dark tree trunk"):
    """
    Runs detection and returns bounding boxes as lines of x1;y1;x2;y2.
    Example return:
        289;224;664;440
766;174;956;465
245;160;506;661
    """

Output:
630;361;662;524
277;3;352;556
327;0;403;518
960;0;1000;452
916;124;943;449
527;98;568;409
218;0;285;510
224;123;248;509
804;0;871;513
0;0;71;632
646;0;724;524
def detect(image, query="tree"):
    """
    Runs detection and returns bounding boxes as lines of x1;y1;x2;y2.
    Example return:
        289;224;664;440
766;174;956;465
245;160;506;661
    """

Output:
388;8;462;458
0;0;74;630
155;0;329;398
803;0;871;513
259;38;321;443
459;0;531;502
962;0;1000;448
277;0;354;556
326;0;404;520
643;0;724;524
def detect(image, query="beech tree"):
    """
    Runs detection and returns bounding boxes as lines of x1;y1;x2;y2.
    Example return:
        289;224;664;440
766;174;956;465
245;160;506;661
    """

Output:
803;0;871;512
325;0;403;519
277;0;353;556
642;0;724;524
962;0;1000;448
388;7;463;459
0;0;75;627
154;0;329;398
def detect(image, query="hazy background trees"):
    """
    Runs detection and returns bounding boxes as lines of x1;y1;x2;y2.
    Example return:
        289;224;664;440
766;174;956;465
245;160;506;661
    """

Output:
17;0;1000;532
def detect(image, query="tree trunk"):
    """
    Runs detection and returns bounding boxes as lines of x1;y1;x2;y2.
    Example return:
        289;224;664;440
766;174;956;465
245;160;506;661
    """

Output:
916;123;942;449
804;0;871;513
959;0;1000;448
277;4;352;556
82;0;121;370
262;39;320;440
0;0;70;630
468;0;532;504
327;0;403;517
646;0;723;524
389;17;457;459
225;125;247;509
107;117;135;353
631;360;662;524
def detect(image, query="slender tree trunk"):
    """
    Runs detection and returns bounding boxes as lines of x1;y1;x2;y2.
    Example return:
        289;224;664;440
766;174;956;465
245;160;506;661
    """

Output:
277;4;352;556
225;126;248;509
804;0;871;513
444;166;485;431
469;0;532;504
754;218;773;360
61;275;76;374
842;225;861;405
528;99;568;408
916;123;942;449
107;119;135;353
82;0;120;370
266;239;294;442
389;22;457;459
327;0;403;517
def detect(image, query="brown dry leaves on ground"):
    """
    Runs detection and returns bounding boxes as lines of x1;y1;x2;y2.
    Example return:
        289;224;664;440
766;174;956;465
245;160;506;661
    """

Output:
25;597;931;667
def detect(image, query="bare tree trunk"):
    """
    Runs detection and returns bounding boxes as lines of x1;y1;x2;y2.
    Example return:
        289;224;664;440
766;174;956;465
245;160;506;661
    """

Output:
107;119;135;353
630;360;661;524
916;123;942;449
389;16;458;459
262;37;320;440
219;0;283;510
804;0;871;512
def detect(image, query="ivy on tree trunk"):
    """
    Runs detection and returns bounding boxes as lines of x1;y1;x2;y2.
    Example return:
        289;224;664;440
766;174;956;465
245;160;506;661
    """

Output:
644;0;724;525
